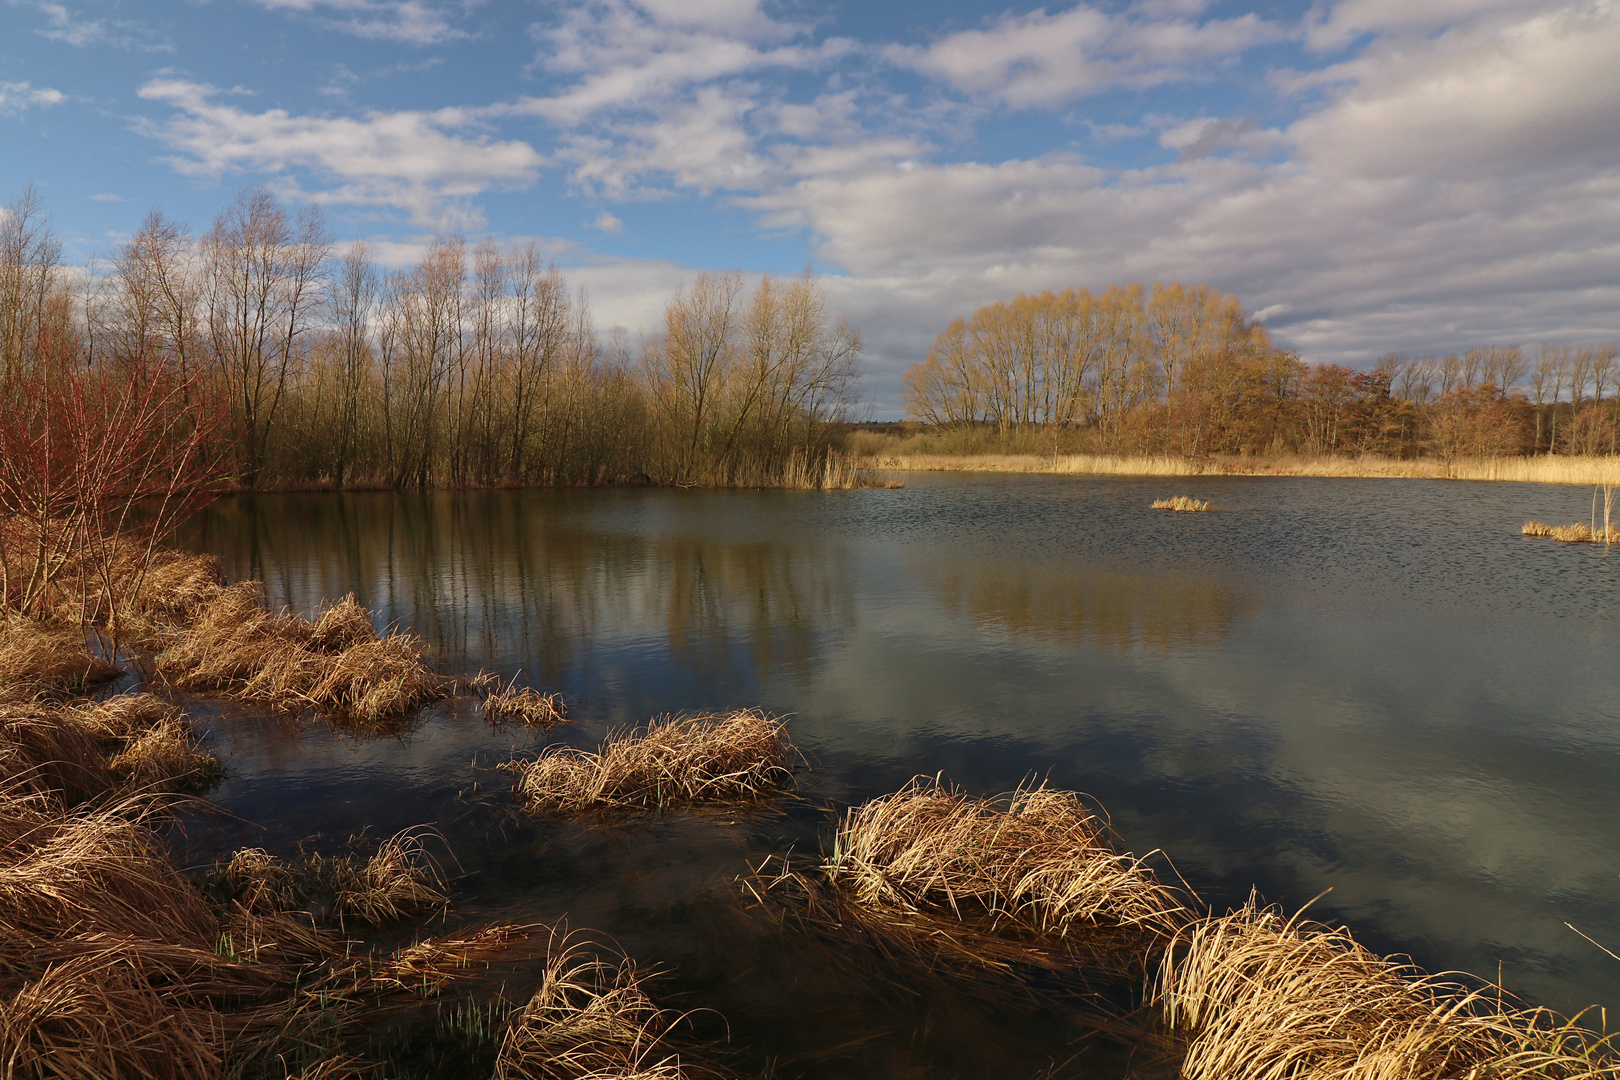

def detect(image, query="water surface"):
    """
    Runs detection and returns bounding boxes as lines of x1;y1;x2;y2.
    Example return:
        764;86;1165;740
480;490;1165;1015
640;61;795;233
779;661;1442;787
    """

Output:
180;474;1620;1073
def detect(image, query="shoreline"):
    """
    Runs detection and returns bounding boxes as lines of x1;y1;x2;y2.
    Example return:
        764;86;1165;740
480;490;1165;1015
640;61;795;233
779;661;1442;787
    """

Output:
855;452;1620;485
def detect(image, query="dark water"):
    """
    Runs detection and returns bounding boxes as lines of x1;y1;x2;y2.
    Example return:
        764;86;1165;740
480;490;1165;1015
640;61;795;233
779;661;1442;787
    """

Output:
178;473;1620;1073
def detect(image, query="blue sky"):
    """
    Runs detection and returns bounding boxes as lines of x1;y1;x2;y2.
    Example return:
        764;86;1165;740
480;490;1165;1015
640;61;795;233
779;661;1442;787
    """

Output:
3;0;1618;416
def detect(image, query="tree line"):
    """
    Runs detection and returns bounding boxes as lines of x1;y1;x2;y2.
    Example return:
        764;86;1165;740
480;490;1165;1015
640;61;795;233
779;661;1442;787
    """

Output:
0;185;863;492
904;284;1619;460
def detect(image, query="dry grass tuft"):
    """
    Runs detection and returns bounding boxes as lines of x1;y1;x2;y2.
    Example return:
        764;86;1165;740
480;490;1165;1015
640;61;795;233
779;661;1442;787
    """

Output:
506;710;796;813
0;698;110;801
374;922;544;993
483;675;568;731
130;551;227;621
825;778;1186;939
1522;520;1554;537
156;583;445;725
493;935;688;1080
1552;523;1596;543
106;706;222;793
333;827;452;925
0;948;225;1080
1151;496;1213;512
0;618;120;697
1160;902;1620;1080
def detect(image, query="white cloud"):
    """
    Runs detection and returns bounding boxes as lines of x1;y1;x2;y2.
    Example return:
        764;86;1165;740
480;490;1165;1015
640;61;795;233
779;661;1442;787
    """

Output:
509;0;843;125
1303;0;1550;51
250;0;466;45
886;4;1289;107
1290;0;1620;178
591;211;623;233
136;78;547;226
23;1;172;51
0;80;65;115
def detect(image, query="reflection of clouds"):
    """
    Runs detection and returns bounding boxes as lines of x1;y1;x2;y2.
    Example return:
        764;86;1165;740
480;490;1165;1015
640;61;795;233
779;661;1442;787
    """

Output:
911;549;1251;654
189;490;855;691
183;480;1620;1019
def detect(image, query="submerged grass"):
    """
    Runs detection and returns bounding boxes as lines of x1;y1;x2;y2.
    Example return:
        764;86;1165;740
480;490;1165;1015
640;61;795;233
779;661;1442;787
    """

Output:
156;585;446;726
1151;496;1213;512
505;710;797;813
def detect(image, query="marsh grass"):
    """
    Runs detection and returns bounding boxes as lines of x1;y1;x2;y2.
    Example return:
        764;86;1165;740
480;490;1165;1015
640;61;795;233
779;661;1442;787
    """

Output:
860;451;1620;486
825;778;1187;940
1150;496;1212;512
493;933;697;1080
156;584;446;726
1521;522;1620;544
505;710;797;813
1159;902;1620;1080
206;827;453;928
483;674;568;731
0;617;120;697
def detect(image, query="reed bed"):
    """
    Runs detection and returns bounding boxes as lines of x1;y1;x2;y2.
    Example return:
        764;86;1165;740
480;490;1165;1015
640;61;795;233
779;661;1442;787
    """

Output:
859;452;1620;486
825;778;1187;939
1159;903;1620;1080
1151;496;1212;512
506;710;797;813
156;584;446;725
483;675;569;730
1520;522;1620;544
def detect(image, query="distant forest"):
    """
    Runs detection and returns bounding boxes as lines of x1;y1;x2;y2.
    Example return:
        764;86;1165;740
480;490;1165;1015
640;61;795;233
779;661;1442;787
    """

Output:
904;285;1618;460
3;183;1617;506
0;186;861;491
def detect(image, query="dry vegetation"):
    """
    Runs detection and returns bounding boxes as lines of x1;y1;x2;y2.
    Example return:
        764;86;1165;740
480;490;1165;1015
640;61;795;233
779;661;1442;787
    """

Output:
482;674;569;731
1151;496;1212;512
494;936;698;1080
1161;904;1618;1080
506;710;797;813
825;778;1185;939
859;449;1620;486
156;585;447;725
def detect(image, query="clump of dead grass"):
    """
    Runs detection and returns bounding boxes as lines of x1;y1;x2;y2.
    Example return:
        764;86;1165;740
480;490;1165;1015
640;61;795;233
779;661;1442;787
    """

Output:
1522;520;1554;537
206;828;452;928
493;934;690;1080
156;584;446;725
1159;902;1620;1080
825;778;1186;939
1151;496;1213;512
483;674;568;731
505;710;796;813
0;618;120;698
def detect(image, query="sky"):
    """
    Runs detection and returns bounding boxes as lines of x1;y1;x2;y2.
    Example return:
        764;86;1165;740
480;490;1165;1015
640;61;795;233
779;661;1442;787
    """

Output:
2;0;1618;417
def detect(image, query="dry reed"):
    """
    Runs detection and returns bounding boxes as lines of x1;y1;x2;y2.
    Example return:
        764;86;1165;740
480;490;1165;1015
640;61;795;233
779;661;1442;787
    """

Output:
1522;521;1554;537
860;452;1620;486
506;710;796;813
824;778;1186;939
493;934;689;1080
1151;496;1212;512
1159;902;1620;1080
483;675;568;730
156;585;446;724
0;618;120;697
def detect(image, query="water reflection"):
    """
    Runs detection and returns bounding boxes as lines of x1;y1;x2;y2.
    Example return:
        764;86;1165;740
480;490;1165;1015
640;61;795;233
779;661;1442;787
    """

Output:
915;551;1250;652
179;474;1620;1059
191;491;856;691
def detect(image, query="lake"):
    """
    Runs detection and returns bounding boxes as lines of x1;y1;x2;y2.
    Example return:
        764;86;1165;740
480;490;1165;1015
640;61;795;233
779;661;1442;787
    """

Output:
177;472;1620;1076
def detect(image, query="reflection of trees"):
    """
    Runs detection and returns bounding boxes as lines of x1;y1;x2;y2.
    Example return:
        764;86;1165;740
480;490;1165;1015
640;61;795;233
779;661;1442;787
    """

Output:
913;552;1250;653
185;491;854;686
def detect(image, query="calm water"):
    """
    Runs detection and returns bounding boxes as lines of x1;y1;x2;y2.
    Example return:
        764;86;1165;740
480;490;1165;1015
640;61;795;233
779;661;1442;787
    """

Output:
177;474;1620;1074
